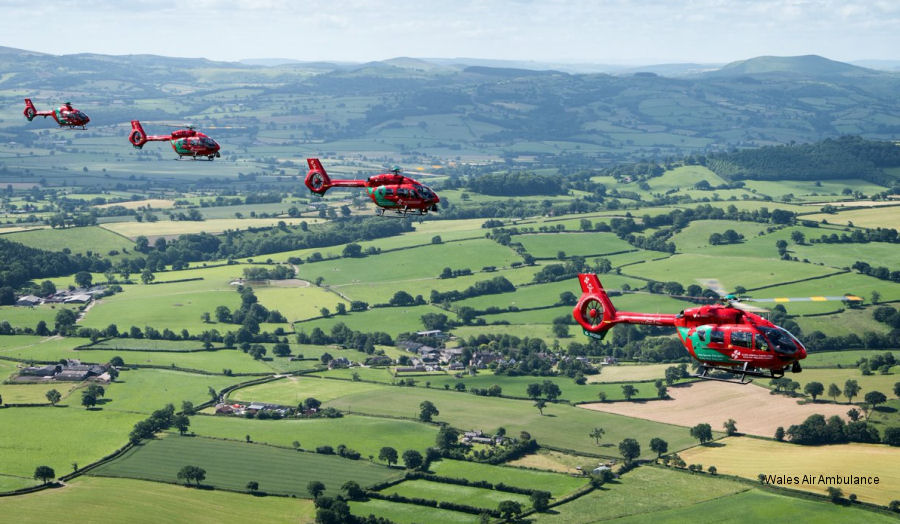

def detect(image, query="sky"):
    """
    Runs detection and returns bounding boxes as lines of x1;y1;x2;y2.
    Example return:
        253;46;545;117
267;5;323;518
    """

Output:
1;0;898;65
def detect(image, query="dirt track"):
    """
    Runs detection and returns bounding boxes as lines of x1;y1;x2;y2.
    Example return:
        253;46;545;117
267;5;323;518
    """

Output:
580;380;850;437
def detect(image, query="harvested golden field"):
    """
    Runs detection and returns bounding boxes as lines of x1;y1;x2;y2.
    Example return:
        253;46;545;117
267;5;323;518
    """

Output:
580;381;849;437
587;363;671;383
679;436;900;505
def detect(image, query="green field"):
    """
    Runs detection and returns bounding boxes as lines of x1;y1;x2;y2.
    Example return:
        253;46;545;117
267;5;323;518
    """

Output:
805;206;900;230
349;498;479;524
0;407;143;485
515;232;635;259
253;284;349;322
611;488;896;524
533;465;748;523
183;413;438;460
771;367;899;401
381;479;533;510
91;435;400;497
2;226;134;256
103;369;241;414
236;377;711;458
0;380;80;405
0;304;82;330
803;350;897;368
100;218;312;240
430;459;587;498
0;476;315;524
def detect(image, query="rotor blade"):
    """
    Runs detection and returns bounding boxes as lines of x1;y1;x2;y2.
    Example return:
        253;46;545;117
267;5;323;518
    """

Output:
730;302;771;314
743;295;863;303
696;278;727;297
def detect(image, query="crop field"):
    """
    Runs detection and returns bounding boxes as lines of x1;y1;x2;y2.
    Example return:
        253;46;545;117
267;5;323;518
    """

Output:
349;498;479;524
805;206;900;229
678;436;900;505
533;465;748;523
0;476;315;524
86;339;223;351
769;367;899;401
184;413;438;460
581;381;850;437
430;459;588;498
587;363;673;383
91;435;400;497
100;218;311;240
612;488;894;524
2;226;133;256
0;407;143;484
381;479;533;510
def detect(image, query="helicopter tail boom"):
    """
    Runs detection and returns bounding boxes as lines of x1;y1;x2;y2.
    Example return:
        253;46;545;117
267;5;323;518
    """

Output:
573;273;677;337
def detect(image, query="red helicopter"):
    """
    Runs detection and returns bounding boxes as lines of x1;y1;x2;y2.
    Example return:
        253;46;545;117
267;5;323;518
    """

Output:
23;99;90;129
572;274;862;383
305;158;440;216
128;121;221;160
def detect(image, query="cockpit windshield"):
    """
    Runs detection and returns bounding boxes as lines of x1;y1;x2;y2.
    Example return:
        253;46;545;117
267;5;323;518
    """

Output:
414;184;434;200
759;326;799;354
199;137;217;148
71;111;87;120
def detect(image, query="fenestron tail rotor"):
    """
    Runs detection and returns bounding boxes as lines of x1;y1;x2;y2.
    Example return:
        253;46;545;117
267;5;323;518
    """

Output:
580;298;605;328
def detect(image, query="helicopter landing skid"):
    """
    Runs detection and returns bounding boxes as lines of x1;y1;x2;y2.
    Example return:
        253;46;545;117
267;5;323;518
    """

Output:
692;363;764;385
375;208;427;218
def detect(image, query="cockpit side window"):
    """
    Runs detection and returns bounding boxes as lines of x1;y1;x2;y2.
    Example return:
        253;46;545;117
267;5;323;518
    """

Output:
731;331;752;348
710;330;725;344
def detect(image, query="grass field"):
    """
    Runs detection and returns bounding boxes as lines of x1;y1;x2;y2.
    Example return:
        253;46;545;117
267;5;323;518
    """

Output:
183;413;438;460
0;381;80;405
587;363;674;383
0;304;82;329
0;476;315;523
805;206;900;230
104;369;241;414
253;284;349;322
612;488;896;524
91;435;400;497
381;479;533;510
533;465;748;523
100;218;311;240
2;226;133;256
766;367;899;401
0;407;143;484
678;436;900;505
515;232;634;259
430;459;587;498
294;304;448;336
349;498;479;524
803;350;896;368
239;378;711;458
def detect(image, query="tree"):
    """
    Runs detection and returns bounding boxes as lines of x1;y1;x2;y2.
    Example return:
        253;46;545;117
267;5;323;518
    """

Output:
342;480;364;500
141;269;155;285
74;271;93;289
177;465;206;486
526;383;542;399
541;380;561;401
307;480;325;499
534;399;546;415
804;381;824;401
246;480;259;492
828;383;841;402
379;446;398;466
618;438;641;463
552;323;569;338
81;390;97;409
45;389;61;405
690;423;713;444
826;486;843;502
723;419;738;436
55;308;77;329
435;426;460;450
402;449;423;470
650;437;668;459
844;379;861;404
173;414;190;435
895;381;900;398
498;500;522;520
181;400;195;415
303;397;322;411
589;427;605;445
621;384;638;400
791;230;805;245
418;400;439;422
863;391;887;418
34;465;55;484
530;490;551;512
775;426;785;441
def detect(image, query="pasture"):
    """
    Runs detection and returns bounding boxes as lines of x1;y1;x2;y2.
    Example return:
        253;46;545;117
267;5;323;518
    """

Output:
183;413;438;460
515;232;634;259
805;206;900;230
533;464;748;523
2;226;133;256
381;479;532;510
104;369;241;414
612;488;895;524
100;218;311;240
0;476;315;524
581;381;850;437
0;304;81;330
678;436;900;505
770;367;899;401
803;350;895;368
587;363;673;383
349;498;479;524
91;435;399;497
253;284;349;322
430;459;587;498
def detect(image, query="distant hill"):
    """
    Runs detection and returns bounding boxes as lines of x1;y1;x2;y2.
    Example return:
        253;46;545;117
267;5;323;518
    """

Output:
704;55;878;77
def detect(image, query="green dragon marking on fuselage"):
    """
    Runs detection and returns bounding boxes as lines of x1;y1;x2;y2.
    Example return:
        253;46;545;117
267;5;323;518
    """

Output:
368;186;398;208
677;326;732;362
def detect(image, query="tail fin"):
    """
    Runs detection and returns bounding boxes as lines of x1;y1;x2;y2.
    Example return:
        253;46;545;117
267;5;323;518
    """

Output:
573;274;618;338
305;158;332;195
129;120;148;149
23;99;37;121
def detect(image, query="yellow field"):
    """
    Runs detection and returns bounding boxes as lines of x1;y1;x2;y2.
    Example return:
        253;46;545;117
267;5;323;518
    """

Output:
587;363;671;383
101;218;313;239
805;206;900;229
94;198;176;209
679;436;900;505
